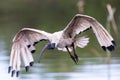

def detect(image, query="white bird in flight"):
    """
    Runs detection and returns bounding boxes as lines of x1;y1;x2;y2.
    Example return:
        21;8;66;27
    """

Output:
8;14;116;77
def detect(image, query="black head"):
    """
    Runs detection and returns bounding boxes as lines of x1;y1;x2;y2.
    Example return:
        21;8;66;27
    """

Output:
47;43;56;49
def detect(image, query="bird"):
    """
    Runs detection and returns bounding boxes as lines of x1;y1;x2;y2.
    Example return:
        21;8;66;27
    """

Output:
8;14;116;77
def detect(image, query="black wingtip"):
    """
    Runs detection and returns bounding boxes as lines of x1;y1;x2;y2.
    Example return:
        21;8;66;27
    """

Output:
102;46;106;51
112;40;116;46
102;45;115;52
11;70;15;77
30;62;34;66
16;71;20;77
27;45;31;48
31;50;36;54
25;66;29;72
33;41;39;46
107;45;115;51
8;66;12;73
102;40;116;52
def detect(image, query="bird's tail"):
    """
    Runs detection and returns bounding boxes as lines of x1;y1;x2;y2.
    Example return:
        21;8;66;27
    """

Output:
57;36;89;52
74;36;89;48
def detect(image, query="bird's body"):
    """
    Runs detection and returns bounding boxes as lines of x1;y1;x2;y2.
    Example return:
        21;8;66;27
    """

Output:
8;14;116;77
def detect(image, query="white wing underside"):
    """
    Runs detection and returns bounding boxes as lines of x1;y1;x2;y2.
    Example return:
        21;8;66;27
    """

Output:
63;14;115;51
8;28;51;76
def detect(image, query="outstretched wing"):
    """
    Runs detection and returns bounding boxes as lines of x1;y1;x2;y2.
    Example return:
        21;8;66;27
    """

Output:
8;28;51;77
63;14;116;51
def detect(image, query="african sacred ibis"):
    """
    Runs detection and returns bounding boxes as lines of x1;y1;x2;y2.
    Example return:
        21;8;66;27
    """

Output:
8;14;116;77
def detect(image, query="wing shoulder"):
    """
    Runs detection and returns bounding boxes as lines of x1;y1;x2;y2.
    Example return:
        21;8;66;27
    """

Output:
13;28;50;42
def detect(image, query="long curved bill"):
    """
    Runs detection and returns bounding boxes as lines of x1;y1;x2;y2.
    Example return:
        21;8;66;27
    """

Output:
38;43;48;63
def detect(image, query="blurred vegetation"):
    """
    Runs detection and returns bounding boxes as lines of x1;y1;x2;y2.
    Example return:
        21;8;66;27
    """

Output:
0;0;120;57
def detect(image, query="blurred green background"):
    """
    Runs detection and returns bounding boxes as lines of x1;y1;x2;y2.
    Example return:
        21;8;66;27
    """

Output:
0;0;119;56
0;0;120;80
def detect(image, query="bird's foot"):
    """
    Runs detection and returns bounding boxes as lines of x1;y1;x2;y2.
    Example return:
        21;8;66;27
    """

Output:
74;54;79;63
70;55;79;64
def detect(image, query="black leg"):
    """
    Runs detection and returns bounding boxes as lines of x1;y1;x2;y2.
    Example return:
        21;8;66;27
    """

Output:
65;46;77;64
72;43;79;63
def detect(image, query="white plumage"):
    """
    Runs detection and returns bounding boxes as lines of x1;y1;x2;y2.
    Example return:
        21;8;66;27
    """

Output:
8;14;115;77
